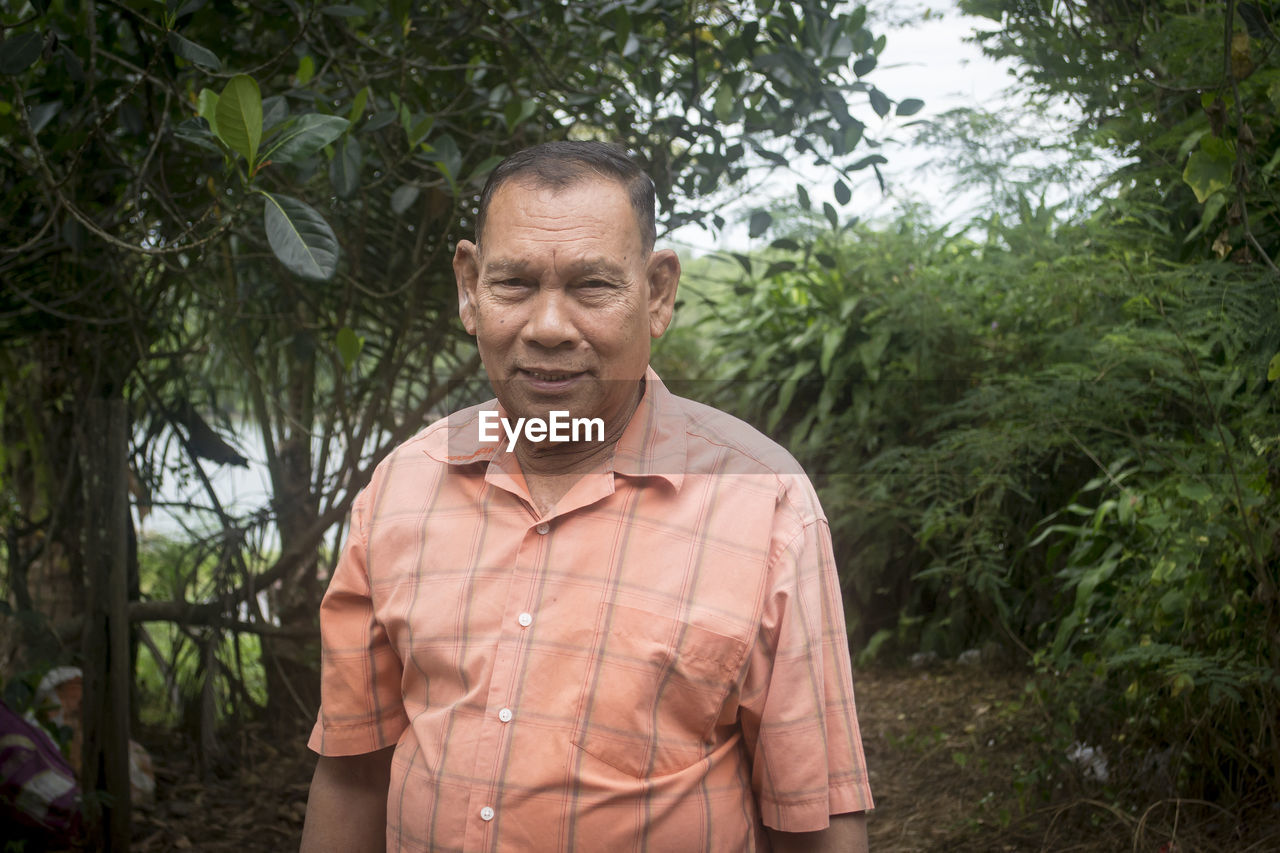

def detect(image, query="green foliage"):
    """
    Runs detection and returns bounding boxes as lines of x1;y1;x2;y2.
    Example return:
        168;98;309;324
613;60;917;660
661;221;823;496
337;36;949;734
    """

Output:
134;534;268;726
1183;135;1235;204
703;192;1280;806
1021;271;1280;802
214;74;264;173
904;2;1280;809
959;0;1280;266
0;0;904;726
260;192;340;281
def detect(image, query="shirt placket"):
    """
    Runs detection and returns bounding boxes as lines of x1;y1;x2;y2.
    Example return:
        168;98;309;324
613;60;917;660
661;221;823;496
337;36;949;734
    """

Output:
462;515;550;852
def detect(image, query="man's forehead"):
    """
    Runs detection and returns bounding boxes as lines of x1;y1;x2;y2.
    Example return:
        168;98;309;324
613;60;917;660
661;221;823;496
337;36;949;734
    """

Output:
495;174;626;203
483;178;639;235
478;179;644;262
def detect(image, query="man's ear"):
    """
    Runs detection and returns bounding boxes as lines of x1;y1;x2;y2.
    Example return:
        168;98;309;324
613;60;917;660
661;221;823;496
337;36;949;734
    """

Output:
645;248;680;338
454;239;480;335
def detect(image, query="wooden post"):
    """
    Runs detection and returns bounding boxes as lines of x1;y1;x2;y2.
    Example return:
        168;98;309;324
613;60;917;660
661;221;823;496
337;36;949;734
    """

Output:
80;398;132;850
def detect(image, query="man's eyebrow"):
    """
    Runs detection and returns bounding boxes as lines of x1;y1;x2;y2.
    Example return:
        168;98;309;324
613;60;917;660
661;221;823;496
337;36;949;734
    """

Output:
480;258;627;279
570;259;627;280
481;258;528;277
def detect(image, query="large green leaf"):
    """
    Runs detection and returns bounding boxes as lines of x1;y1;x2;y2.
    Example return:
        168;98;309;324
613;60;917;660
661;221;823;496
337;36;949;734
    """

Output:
390;184;419;214
796;183;811;210
166;0;208;17
466;154;504;187
819;327;844;376
896;97;925;116
424;133;461;187
850;153;887;171
347;86;369;125
173;117;221;154
0;32;42;75
261;95;289;134
261;192;340;281
167;31;221;71
336;326;364;369
28;102;58;134
403;110;433;147
215;74;263;169
823;201;839;230
713;83;734;121
1183;136;1235;204
748;210;772;238
834;178;851;205
329;136;361;198
868;87;890;118
261;114;350;166
295;54;315;86
196;87;220;137
503;97;537;131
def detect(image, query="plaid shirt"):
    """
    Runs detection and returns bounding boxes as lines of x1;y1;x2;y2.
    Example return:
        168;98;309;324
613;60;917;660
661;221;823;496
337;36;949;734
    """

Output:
309;369;873;852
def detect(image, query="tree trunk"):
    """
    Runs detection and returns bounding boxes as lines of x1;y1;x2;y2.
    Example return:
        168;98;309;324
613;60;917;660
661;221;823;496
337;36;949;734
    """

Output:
260;321;323;724
1;348;84;673
79;398;132;851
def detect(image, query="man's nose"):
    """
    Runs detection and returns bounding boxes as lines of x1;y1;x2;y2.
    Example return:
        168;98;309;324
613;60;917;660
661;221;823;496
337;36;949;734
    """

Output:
521;288;579;348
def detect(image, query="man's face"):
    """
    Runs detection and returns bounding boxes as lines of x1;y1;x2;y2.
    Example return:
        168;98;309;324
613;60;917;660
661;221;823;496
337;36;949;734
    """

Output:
454;177;679;433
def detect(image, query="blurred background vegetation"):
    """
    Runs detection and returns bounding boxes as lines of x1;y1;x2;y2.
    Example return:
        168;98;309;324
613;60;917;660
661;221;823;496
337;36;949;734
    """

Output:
2;0;1278;848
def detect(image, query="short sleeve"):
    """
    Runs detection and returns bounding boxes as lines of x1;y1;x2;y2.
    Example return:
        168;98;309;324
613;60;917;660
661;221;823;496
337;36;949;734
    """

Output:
307;485;409;756
738;511;874;832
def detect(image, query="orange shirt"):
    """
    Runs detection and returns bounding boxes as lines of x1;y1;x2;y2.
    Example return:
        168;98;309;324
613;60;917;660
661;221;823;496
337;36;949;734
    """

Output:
309;370;873;851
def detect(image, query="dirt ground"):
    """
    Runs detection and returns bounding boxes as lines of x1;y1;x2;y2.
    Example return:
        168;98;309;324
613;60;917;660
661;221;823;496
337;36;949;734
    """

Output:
124;663;1277;852
855;664;1278;853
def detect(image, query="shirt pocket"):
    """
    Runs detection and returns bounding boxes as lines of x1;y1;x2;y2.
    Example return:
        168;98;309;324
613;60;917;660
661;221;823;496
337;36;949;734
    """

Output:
572;602;747;778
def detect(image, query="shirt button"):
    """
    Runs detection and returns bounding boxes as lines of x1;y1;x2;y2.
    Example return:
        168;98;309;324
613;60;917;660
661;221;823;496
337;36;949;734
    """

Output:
535;522;550;535
498;707;513;723
480;806;495;822
517;612;532;627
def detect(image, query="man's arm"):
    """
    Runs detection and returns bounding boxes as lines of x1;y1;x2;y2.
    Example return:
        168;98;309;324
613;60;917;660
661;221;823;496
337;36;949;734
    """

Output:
300;747;394;853
766;811;868;853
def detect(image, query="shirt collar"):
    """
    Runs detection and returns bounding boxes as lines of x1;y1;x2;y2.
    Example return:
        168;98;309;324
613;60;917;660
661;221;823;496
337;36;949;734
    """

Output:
422;403;501;466
422;366;685;491
610;367;685;490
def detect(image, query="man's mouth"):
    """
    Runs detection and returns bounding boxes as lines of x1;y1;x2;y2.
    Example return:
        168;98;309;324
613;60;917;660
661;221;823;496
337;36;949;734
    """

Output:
522;369;579;381
516;368;586;390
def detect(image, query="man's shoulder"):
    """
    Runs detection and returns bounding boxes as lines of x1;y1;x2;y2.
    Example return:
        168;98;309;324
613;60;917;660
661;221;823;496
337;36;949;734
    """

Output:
667;392;807;479
381;398;498;469
665;392;826;524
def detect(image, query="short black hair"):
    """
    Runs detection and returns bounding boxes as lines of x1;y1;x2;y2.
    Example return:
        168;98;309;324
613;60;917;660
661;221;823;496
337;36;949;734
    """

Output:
475;141;656;252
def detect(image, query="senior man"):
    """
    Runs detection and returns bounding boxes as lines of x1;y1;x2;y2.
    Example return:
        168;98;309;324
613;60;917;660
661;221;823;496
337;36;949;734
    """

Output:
301;141;873;852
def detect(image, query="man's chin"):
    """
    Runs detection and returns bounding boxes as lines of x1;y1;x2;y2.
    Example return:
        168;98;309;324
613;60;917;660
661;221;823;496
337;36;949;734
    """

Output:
500;399;602;427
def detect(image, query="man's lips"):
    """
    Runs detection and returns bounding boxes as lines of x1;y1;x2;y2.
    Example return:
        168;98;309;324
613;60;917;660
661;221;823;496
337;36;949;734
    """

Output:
515;368;587;391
